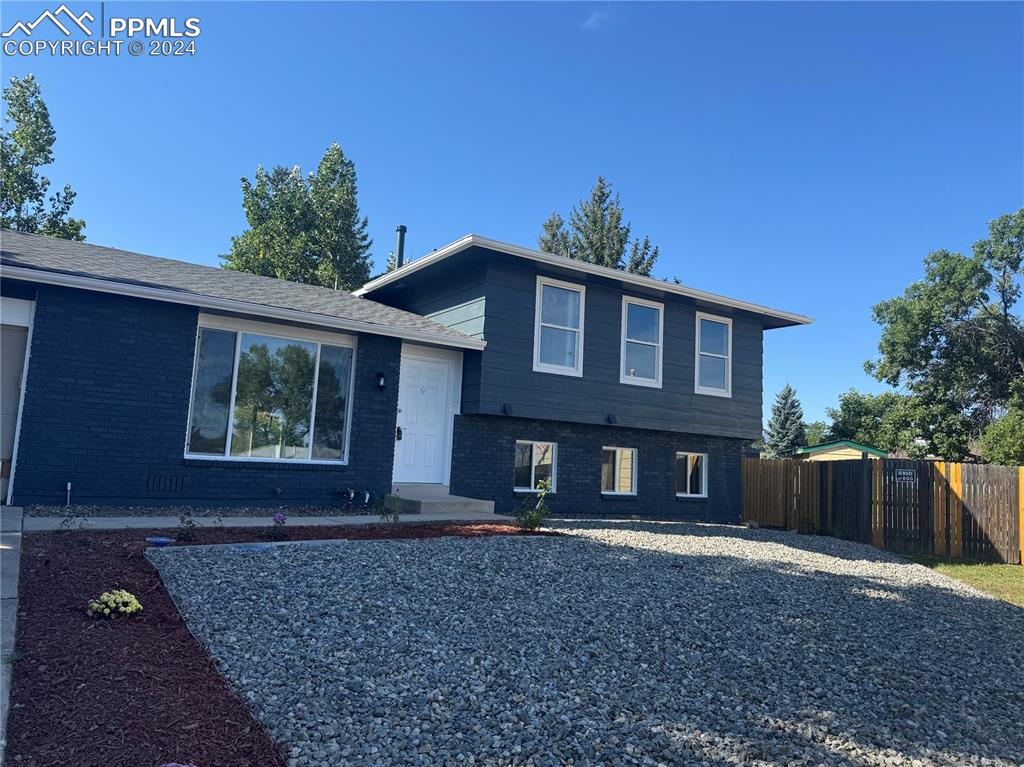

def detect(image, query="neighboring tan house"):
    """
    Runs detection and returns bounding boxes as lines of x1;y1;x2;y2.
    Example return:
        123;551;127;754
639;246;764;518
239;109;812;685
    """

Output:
792;440;888;462
0;230;810;521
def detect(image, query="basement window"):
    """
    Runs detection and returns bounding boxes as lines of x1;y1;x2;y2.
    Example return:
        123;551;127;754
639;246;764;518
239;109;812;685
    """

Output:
675;452;708;498
514;440;557;492
186;316;355;463
601;447;637;495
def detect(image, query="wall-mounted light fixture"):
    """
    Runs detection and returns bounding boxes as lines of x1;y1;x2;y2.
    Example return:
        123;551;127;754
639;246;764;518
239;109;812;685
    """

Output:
375;372;386;390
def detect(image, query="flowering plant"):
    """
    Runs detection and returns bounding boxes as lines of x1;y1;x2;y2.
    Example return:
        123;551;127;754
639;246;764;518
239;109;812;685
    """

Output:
86;589;143;620
265;512;288;540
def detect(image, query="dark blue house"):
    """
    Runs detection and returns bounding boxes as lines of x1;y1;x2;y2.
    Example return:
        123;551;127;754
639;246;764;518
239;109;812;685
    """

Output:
0;230;809;521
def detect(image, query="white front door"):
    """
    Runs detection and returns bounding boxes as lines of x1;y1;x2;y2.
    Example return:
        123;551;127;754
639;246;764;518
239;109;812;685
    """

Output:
393;347;458;485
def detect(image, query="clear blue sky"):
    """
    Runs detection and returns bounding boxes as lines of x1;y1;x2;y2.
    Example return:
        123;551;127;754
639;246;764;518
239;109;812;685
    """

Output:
3;1;1022;424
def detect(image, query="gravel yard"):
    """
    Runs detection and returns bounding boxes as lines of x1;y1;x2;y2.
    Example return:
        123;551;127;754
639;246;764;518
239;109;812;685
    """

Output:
148;521;1024;767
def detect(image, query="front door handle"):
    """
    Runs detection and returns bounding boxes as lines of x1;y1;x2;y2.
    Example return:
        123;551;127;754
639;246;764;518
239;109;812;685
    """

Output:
395;426;403;441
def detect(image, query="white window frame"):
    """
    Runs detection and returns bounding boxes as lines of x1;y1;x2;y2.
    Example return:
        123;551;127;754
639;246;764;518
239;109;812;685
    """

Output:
694;311;732;398
675;451;709;498
601;446;637;496
532;276;585;377
184;314;358;465
514;440;558;493
620;296;663;388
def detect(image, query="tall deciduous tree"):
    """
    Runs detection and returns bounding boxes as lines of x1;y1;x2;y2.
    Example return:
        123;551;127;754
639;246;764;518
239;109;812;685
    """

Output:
223;143;372;290
866;209;1024;459
0;75;85;240
765;384;806;457
825;389;924;456
803;420;828;446
538;177;659;275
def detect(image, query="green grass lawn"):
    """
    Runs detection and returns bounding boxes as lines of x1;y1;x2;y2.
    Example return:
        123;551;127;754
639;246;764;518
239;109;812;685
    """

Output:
905;554;1024;607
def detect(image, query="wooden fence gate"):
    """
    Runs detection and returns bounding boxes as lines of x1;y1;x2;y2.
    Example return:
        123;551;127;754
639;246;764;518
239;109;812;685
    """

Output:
742;457;1023;564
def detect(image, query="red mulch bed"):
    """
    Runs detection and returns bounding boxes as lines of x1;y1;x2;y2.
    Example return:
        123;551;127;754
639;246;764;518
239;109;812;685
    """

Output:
5;522;540;767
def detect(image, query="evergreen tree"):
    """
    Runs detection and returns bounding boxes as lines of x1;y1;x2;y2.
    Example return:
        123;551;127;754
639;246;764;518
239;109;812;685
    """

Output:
1;75;85;240
765;384;807;457
538;177;659;275
223;143;372;290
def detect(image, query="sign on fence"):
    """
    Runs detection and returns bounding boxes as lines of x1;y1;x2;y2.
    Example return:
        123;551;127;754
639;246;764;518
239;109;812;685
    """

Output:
894;468;917;483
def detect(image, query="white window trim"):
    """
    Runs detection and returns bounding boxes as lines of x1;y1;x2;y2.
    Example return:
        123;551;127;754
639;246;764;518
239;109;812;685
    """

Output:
675;451;709;498
532;276;585;377
620;296;663;388
694;311;732;398
514;440;558;493
183;314;358;465
601;446;637;496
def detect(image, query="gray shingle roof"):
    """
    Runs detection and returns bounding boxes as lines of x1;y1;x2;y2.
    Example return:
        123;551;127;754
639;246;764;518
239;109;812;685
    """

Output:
0;230;482;348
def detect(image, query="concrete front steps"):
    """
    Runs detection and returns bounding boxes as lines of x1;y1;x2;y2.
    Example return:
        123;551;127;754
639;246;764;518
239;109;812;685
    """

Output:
386;484;495;516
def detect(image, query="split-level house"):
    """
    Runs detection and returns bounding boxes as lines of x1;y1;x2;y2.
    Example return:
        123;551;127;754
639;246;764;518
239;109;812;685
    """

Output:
0;230;809;520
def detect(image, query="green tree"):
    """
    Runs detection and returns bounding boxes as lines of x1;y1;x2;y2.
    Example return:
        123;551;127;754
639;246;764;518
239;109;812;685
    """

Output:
867;210;1024;458
538;177;659;275
223;143;372;290
0;75;85;240
825;389;925;456
803;420;828;446
765;384;806;457
978;406;1024;465
310;143;373;289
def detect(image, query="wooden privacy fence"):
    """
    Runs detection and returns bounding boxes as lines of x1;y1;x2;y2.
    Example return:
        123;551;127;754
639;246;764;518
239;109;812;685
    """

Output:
742;457;1024;564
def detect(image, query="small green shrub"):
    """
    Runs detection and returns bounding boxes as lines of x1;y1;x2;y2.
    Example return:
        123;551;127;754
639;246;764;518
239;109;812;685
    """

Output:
176;514;198;541
87;589;143;620
515;478;551;531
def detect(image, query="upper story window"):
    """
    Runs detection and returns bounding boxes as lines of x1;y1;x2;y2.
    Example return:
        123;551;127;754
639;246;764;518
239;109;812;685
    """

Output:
695;312;732;397
620;296;663;388
533;276;585;377
186;315;355;463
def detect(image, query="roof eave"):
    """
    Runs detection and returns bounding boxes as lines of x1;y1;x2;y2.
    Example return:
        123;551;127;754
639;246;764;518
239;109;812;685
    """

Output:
1;264;487;351
354;234;813;328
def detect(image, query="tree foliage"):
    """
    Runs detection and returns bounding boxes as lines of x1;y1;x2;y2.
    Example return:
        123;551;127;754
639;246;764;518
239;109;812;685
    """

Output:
825;389;925;456
978;406;1024;465
765;384;806;457
866;210;1023;459
0;75;85;240
803;420;828;447
223;143;372;290
538;177;659;275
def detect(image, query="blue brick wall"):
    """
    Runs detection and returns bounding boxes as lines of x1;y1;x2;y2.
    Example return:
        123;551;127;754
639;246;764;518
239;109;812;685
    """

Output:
450;415;743;522
11;285;401;507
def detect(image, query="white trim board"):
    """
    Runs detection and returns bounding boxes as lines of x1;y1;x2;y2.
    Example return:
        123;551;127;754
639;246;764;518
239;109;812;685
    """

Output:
355;234;813;328
5;299;35;505
1;264;486;351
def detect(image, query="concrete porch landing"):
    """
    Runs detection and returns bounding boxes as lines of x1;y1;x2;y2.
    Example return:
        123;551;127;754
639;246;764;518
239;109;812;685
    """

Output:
387;484;495;516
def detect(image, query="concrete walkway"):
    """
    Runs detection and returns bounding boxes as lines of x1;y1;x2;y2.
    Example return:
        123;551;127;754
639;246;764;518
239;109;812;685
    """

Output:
22;509;504;532
1;507;22;766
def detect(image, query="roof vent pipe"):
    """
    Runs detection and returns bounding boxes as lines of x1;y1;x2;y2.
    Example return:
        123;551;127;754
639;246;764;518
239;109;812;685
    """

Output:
395;225;407;269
